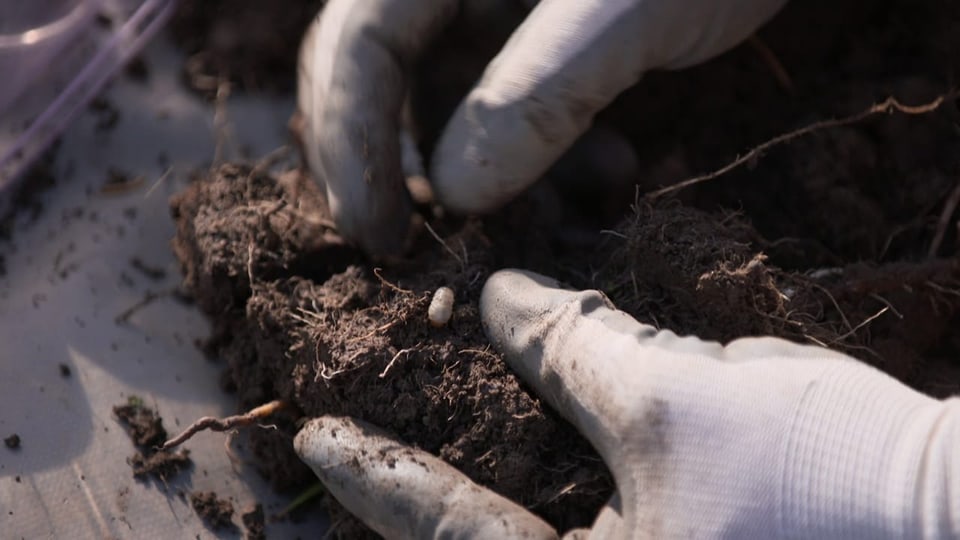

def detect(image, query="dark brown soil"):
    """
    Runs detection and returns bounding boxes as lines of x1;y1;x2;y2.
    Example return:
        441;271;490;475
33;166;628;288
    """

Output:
4;434;21;450
129;448;192;482
241;503;266;540
167;0;960;537
113;397;167;449
190;490;236;531
113;396;193;482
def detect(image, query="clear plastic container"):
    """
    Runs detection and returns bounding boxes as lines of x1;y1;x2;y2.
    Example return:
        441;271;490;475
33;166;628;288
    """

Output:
0;0;177;203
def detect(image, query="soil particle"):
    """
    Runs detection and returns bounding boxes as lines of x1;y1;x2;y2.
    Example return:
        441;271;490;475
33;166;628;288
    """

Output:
241;503;266;540
4;434;21;450
58;363;71;378
124;56;150;83
190;491;235;531
113;396;193;482
88;97;120;132
113;396;167;449
129;449;191;481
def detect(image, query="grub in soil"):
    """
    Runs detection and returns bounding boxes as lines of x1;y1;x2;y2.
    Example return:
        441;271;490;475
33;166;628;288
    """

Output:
241;503;266;540
4;434;21;450
114;396;193;482
190;491;235;531
58;363;71;378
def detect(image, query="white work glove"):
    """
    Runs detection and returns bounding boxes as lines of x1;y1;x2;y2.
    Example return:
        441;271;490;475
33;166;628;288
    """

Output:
295;0;788;255
295;269;960;539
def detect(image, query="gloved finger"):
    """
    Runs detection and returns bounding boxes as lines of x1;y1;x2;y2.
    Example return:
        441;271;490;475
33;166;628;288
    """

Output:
430;0;787;214
480;269;732;463
295;416;558;540
296;0;458;256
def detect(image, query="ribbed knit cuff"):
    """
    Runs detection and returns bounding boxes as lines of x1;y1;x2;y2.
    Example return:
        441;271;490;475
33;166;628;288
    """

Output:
780;361;945;539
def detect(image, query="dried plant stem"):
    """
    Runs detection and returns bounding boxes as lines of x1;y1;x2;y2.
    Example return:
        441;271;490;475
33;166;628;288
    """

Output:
647;91;959;200
161;400;286;450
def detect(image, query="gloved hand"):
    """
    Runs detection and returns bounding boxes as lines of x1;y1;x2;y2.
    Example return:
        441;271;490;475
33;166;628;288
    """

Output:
295;269;959;539
295;0;788;256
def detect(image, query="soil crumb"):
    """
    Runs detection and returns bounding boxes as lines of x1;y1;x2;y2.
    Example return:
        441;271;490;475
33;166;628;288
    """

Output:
190;491;235;531
4;434;21;450
113;396;193;482
113;396;167;448
129;449;191;481
130;256;166;281
241;503;266;540
58;363;71;378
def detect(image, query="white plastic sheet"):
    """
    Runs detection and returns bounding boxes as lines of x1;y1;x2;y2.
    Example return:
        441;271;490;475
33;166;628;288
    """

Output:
0;28;328;539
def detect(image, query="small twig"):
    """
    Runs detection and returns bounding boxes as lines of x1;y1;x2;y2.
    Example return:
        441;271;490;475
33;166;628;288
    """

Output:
748;35;794;93
161;400;286;450
143;166;174;199
829;307;889;345
379;347;415;378
926;280;960;298
373;268;412;294
458;348;499;362
928;179;960;258
114;287;183;324
249;146;292;180
346;318;400;344
423;221;464;269
868;293;904;320
647;91;959;199
599;229;628;240
808;282;854;334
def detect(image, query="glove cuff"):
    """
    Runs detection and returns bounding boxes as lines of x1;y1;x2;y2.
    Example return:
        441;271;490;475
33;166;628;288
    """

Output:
781;360;951;538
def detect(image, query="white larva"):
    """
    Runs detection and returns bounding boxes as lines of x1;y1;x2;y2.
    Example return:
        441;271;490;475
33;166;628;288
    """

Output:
428;286;455;327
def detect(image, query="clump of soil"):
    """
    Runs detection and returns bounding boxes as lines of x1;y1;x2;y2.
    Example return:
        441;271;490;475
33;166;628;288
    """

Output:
170;165;611;532
190;491;235;531
129;449;192;481
113;397;166;448
241;504;266;540
596;204;960;397
113;396;192;482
